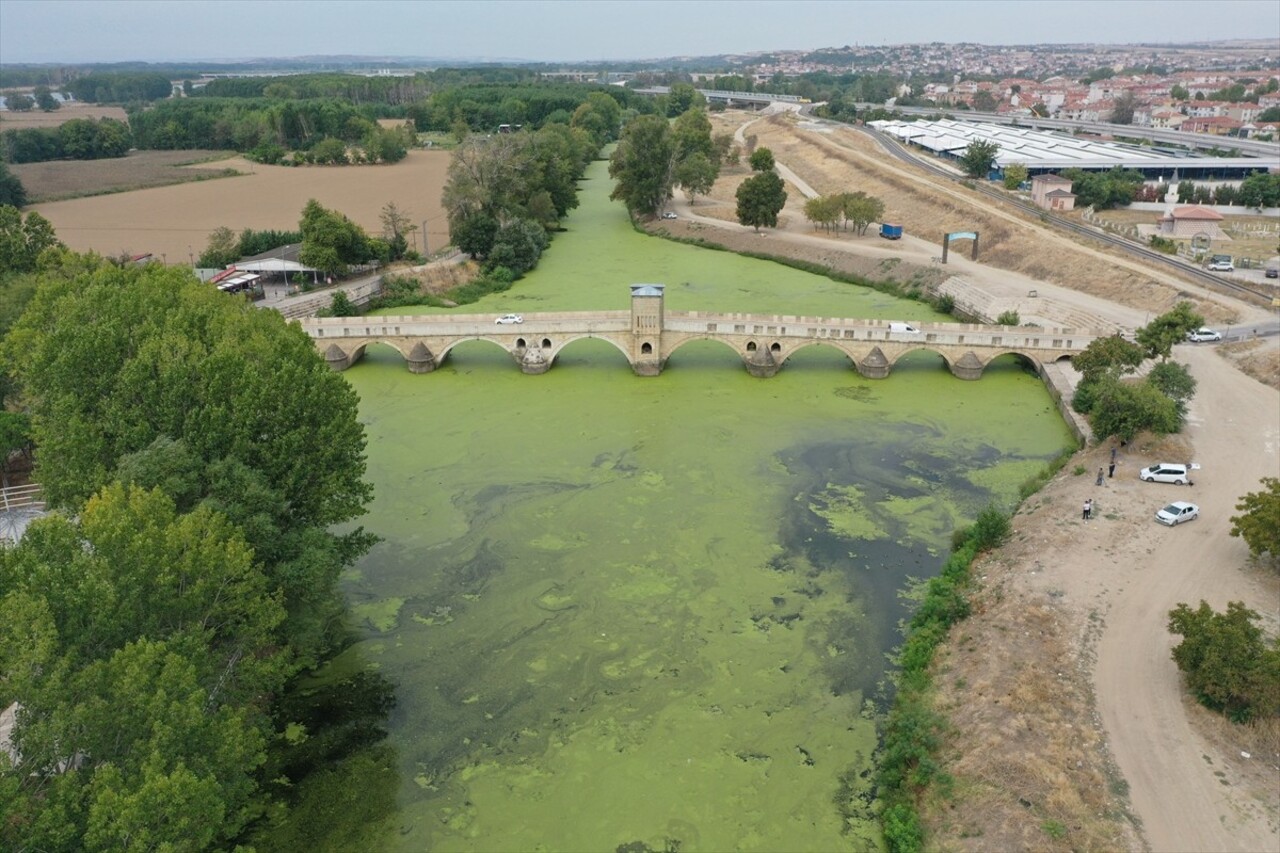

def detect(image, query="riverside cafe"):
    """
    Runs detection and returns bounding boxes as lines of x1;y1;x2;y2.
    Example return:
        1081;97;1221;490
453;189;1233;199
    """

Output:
213;243;322;297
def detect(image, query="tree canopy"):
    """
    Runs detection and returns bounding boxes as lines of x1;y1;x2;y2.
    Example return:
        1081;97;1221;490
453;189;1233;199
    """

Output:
609;114;676;216
3;258;373;659
1230;477;1280;561
0;237;382;846
736;170;788;231
959;140;999;179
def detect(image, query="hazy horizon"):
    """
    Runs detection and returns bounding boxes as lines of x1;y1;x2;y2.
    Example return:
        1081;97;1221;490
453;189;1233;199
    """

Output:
1;0;1277;66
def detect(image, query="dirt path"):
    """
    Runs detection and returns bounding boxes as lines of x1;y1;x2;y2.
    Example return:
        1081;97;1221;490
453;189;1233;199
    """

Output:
676;111;1280;851
1095;343;1280;853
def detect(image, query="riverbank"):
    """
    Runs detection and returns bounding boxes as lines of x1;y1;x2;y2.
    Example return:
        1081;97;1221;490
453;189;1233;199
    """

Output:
668;108;1280;851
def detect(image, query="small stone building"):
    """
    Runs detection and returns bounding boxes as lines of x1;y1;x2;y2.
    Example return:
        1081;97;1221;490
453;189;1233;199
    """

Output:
1158;205;1226;239
1031;174;1076;211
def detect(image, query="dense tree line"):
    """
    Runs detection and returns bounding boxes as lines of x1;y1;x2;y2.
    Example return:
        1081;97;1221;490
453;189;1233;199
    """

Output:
0;252;374;848
608;107;728;217
1;118;132;164
407;82;644;135
127;97;395;152
63;71;173;103
199;72;433;105
445;120;597;276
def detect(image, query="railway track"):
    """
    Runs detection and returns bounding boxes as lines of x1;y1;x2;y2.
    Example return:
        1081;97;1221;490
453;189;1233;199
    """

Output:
849;124;1274;306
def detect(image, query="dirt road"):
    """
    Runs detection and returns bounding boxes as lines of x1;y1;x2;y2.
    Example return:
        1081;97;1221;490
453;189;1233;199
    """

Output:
1095;343;1279;853
675;111;1280;851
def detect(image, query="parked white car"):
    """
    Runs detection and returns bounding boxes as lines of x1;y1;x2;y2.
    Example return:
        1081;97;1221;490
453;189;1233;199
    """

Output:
1206;260;1234;272
1155;501;1199;526
1139;462;1197;485
661;212;678;220
495;314;523;325
1186;328;1222;342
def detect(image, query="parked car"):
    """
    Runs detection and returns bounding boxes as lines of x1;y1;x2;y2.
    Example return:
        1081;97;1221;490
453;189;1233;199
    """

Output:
495;314;523;325
1155;501;1199;526
1206;260;1234;272
1266;267;1278;279
661;212;678;220
1140;462;1197;485
1186;328;1222;342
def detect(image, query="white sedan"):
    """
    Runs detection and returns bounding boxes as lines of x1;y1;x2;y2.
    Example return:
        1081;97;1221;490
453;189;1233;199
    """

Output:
1155;501;1199;526
495;314;523;325
1186;328;1221;342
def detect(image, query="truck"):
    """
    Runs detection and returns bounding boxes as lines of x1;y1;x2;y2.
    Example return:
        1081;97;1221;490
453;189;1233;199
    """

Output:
879;223;903;240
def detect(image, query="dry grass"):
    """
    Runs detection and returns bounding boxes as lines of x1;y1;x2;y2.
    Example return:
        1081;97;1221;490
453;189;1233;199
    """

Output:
723;113;1243;325
11;150;241;203
0;104;127;128
921;469;1146;852
1218;338;1280;390
28;149;452;264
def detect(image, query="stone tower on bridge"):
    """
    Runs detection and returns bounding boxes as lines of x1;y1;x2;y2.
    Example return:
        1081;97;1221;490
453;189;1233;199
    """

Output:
629;284;665;376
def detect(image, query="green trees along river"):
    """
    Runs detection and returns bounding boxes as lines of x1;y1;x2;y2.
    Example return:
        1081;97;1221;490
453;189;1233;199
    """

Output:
285;158;1075;851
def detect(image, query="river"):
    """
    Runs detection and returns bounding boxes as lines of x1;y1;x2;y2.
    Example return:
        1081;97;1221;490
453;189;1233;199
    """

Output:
273;159;1074;852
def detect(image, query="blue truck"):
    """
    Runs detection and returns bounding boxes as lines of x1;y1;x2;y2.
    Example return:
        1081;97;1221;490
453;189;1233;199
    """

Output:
879;223;903;240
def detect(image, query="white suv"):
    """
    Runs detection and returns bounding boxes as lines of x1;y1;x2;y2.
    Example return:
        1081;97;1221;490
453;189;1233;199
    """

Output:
1206;260;1234;272
1139;462;1197;485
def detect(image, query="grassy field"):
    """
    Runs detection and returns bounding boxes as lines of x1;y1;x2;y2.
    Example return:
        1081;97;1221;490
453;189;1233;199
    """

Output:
12;150;242;203
28;149;452;262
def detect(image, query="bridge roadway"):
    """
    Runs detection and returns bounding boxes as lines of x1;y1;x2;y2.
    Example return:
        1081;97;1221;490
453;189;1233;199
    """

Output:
302;292;1102;381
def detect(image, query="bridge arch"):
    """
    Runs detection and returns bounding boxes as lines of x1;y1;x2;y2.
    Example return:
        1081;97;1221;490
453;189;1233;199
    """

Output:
776;340;859;370
543;333;634;367
436;336;524;364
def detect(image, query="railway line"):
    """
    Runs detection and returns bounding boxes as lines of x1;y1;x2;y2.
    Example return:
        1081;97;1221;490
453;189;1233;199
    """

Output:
847;123;1274;307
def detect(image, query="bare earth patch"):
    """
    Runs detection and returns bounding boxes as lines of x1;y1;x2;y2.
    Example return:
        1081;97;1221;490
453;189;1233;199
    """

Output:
1219;338;1280;390
11;150;241;203
0;103;128;128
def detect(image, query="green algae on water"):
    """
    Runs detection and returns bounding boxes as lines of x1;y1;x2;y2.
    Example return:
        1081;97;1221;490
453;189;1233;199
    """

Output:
310;159;1075;851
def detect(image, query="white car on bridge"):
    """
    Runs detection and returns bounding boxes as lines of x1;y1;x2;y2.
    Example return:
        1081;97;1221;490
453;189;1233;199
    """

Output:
495;314;523;325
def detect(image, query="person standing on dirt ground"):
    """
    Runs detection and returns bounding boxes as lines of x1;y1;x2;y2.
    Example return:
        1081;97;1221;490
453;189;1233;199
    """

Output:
1096;467;1105;486
1083;498;1091;520
1108;461;1116;478
1110;446;1117;465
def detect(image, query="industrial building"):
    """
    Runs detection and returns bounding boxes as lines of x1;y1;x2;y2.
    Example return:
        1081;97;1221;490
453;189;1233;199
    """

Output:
867;119;1275;182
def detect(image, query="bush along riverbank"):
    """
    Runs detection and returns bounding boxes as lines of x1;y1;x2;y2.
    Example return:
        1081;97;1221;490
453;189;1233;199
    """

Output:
875;444;1075;852
876;505;1014;852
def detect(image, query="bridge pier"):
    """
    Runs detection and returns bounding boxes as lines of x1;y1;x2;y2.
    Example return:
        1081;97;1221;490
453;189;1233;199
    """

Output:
631;357;663;376
407;342;437;374
855;347;890;379
323;344;357;371
519;345;550;375
743;347;780;378
948;352;985;380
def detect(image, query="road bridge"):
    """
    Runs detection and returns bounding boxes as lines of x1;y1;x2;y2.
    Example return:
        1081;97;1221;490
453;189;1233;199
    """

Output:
634;86;805;107
301;286;1102;380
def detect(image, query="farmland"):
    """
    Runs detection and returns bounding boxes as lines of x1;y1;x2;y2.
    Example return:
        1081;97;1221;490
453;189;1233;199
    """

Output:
0;103;127;128
11;150;241;203
28;149;452;262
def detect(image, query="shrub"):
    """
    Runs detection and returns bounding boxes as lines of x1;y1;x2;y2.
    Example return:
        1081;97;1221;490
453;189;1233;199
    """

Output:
1168;601;1280;722
932;293;955;314
995;310;1020;326
969;504;1012;552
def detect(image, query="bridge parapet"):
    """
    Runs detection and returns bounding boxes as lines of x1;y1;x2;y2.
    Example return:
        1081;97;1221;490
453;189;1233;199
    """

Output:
298;298;1107;379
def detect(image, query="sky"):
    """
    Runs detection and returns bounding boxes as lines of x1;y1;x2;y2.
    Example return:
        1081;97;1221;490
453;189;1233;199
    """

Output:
1;0;1277;65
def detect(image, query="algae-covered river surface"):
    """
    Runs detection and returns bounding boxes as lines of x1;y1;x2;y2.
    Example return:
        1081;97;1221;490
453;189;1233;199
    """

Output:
328;161;1073;851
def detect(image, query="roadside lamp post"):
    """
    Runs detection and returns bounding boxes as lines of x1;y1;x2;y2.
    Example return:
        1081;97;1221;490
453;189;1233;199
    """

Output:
422;220;429;255
188;246;194;267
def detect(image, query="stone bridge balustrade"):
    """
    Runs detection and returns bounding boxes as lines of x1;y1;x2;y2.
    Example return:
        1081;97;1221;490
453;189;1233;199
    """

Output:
300;286;1104;381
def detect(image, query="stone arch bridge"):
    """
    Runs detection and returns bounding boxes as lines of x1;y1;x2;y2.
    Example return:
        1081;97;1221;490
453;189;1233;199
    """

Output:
301;285;1102;380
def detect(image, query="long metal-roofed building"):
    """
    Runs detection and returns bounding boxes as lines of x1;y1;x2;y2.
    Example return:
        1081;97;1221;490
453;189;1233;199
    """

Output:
868;119;1277;181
